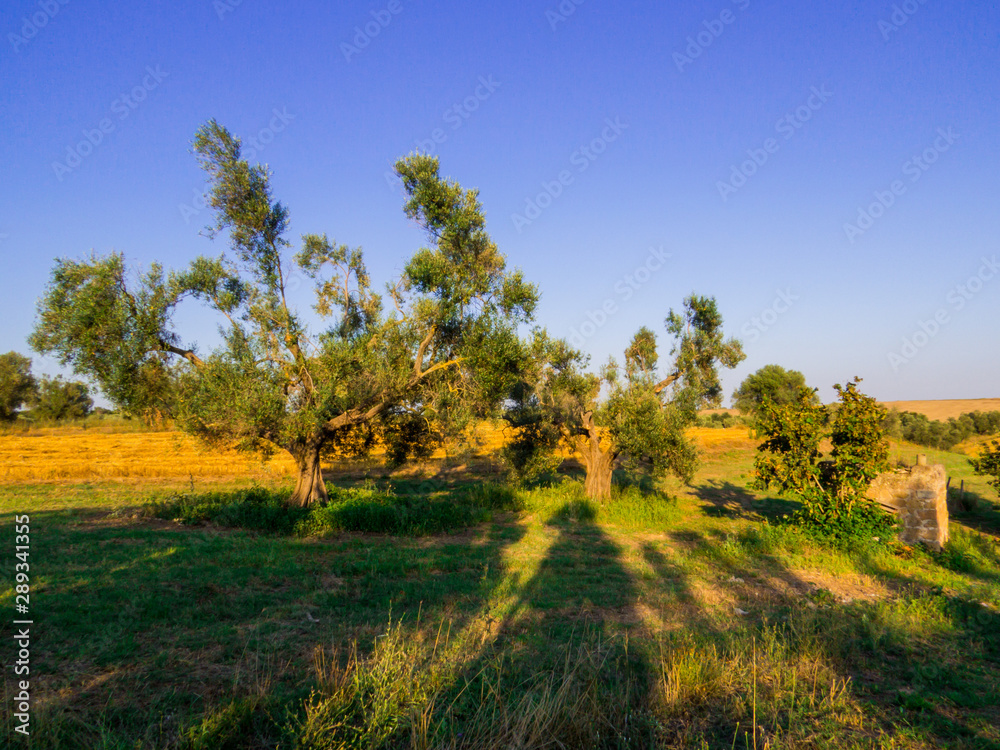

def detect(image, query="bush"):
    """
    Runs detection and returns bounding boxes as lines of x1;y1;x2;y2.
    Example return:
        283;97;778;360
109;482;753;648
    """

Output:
695;412;743;429
149;481;523;537
753;378;895;543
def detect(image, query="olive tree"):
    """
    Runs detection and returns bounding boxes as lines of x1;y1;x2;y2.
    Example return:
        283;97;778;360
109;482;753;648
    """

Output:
503;295;744;499
30;121;536;505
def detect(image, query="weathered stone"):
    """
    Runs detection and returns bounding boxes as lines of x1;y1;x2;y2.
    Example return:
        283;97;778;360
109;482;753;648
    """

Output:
867;461;948;550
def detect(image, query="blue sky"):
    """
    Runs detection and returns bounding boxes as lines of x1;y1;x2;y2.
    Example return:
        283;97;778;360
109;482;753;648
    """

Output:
2;0;998;406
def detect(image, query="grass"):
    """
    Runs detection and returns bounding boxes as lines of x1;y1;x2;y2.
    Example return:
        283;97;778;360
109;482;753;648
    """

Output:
1;426;999;748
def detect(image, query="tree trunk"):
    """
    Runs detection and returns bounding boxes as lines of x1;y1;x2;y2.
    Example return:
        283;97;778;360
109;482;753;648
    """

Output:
289;443;328;507
573;412;616;501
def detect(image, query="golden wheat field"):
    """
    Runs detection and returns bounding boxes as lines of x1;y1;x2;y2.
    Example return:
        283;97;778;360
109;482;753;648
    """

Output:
0;422;517;483
0;422;751;483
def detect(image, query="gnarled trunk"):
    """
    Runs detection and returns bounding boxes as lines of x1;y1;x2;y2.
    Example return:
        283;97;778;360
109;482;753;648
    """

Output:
289;443;328;507
572;411;616;501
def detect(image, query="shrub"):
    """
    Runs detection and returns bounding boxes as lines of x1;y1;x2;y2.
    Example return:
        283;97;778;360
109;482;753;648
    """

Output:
753;378;895;543
149;481;522;537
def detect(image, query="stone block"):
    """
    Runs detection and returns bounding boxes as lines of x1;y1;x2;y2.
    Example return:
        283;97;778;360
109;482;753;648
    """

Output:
867;462;948;550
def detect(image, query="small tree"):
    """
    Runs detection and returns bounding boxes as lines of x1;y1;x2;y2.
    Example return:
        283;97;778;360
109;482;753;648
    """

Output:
0;352;37;422
970;440;1000;498
30;121;537;506
31;376;94;421
753;378;893;537
504;295;744;499
732;364;817;416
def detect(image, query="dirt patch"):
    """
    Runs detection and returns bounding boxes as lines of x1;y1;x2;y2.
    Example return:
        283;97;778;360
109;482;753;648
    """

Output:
789;568;893;604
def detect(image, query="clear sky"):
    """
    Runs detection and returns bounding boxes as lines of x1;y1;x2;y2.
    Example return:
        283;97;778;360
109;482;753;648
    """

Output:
2;0;998;406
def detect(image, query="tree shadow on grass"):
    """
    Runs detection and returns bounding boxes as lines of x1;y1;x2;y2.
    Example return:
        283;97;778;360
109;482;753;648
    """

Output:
642;527;1000;748
951;490;1000;539
1;493;529;748
690;479;799;522
433;500;658;748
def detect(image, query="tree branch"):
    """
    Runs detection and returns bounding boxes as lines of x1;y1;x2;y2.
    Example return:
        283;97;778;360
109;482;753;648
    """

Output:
160;341;205;369
413;326;436;378
653;371;680;395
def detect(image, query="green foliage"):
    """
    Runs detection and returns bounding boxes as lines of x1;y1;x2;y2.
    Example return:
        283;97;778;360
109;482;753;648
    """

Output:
694;412;744;428
731;364;816;416
150;482;523;536
30;122;537;504
31;375;94;421
828;380;890;509
969;439;1000;497
663;295;746;418
753;378;894;541
502;296;744;495
752;387;827;500
0;351;37;421
602;362;699;482
882;409;1000;451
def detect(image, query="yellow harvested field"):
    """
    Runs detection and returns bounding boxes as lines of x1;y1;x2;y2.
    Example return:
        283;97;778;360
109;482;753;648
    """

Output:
0;422;513;484
880;398;1000;420
0;431;297;483
0;423;747;484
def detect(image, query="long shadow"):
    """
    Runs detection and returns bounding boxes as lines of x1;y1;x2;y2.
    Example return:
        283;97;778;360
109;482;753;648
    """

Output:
0;492;528;747
643;526;1000;748
951;490;1000;539
690;479;799;522
440;500;656;748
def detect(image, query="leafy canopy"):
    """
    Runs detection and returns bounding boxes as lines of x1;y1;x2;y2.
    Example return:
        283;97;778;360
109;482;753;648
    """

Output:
732;364;817;416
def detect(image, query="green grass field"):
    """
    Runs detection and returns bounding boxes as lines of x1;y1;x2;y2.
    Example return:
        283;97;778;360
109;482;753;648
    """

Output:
2;434;999;749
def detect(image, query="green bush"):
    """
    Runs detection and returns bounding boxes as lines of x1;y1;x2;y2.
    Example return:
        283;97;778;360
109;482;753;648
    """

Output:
753;378;896;544
149;481;522;537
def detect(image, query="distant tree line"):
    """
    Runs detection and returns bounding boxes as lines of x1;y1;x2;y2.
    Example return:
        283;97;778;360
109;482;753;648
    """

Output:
881;409;1000;451
0;351;94;423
